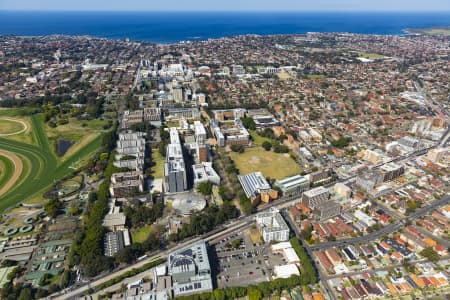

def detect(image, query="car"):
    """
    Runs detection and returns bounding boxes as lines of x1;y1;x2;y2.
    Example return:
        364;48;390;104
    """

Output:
249;271;253;275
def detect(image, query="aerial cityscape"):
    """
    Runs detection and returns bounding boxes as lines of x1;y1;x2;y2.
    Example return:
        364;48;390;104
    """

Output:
0;1;449;300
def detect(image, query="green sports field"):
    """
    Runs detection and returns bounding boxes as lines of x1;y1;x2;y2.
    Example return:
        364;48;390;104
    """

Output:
0;114;104;212
229;147;302;180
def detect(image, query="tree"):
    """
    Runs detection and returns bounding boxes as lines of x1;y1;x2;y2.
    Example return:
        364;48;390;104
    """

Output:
158;142;166;157
331;136;352;148
261;141;272;151
61;270;71;288
230;144;245;153
240;117;256;130
44;198;63;218
420;247;440;261
247;287;262;300
197;182;213;196
17;288;32;300
259;128;276;139
290;238;317;285
240;195;253;215
231;238;242;249
123;202;164;228
273;143;289;153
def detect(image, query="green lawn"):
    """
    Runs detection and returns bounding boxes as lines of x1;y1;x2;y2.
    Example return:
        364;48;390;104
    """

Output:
131;225;154;243
0;114;104;212
166;121;179;128
0;155;14;189
250;131;273;146
0;110;35;145
44;117;109;162
151;149;165;178
0;119;25;135
229;147;302;180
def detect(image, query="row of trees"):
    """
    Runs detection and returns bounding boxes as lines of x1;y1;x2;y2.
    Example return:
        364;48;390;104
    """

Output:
0;93;72;108
0;282;54;300
158;124;170;157
69;124;118;277
213;150;253;215
168;203;239;242
290;238;318;285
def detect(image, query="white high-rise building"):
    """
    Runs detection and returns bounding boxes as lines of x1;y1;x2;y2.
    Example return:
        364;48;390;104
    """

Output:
256;208;290;243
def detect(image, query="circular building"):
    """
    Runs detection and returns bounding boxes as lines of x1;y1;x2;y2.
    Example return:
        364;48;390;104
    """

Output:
4;227;18;236
24;217;36;224
19;225;34;233
167;192;206;216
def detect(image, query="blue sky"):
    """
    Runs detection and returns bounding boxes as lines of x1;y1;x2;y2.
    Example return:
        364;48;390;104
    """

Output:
1;0;450;12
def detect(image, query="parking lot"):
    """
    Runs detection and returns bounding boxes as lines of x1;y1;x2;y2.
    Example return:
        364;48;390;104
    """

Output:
211;229;285;288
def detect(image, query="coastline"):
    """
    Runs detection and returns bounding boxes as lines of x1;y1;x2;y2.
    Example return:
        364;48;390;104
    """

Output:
403;26;450;36
0;11;449;43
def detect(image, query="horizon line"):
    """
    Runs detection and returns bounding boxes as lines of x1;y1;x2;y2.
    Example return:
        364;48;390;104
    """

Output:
1;9;450;13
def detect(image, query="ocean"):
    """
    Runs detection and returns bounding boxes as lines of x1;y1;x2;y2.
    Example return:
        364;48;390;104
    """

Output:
0;11;449;44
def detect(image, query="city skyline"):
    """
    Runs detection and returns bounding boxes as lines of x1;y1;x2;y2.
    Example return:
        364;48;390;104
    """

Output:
1;0;450;12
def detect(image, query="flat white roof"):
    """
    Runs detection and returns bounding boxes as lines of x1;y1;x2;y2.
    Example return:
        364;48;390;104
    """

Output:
194;121;206;136
276;175;309;189
271;242;292;251
274;264;299;279
170;127;181;144
303;186;328;198
284;247;300;264
167;143;183;160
